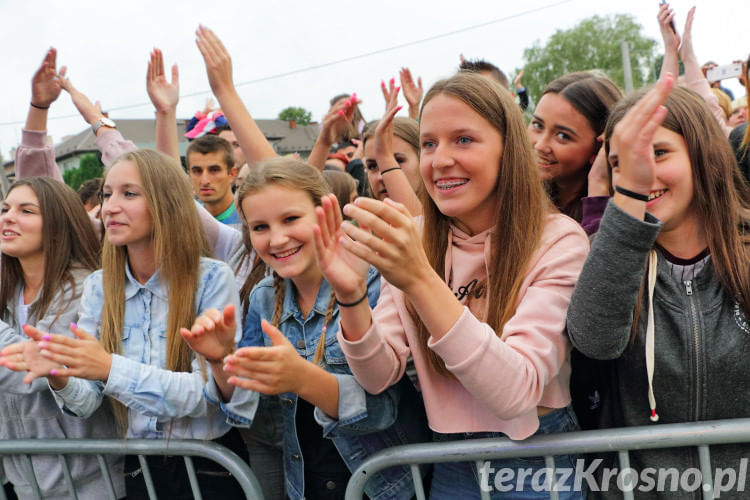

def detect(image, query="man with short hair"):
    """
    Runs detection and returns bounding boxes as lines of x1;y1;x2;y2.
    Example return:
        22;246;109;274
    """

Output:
186;135;241;228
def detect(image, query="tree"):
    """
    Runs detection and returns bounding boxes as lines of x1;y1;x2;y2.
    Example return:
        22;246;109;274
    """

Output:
63;153;103;191
278;106;312;126
519;14;658;105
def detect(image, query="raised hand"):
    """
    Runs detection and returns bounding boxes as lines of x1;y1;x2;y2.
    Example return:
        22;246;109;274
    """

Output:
146;48;179;113
336;197;432;293
374;82;403;164
180;304;237;362
678;7;697;64
224;319;310;395
587;135;610;197
320;94;360;145
610;74;675;202
313;194;370;301
31;48;66;109
399;67;422;119
195;25;235;98
514;69;525;91
27;323;113;381
657;2;680;54
57;73;106;126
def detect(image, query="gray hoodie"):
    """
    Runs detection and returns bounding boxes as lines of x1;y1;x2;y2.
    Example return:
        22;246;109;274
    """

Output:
567;201;750;499
0;267;124;500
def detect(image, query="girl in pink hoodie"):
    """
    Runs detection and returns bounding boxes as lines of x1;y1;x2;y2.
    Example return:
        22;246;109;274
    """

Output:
313;72;590;498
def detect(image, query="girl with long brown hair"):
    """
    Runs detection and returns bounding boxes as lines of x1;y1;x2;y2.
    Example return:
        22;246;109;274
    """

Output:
313;71;590;498
20;149;246;498
568;74;750;496
181;157;429;500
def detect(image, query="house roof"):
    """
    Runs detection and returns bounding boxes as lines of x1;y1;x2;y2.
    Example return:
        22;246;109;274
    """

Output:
53;118;319;159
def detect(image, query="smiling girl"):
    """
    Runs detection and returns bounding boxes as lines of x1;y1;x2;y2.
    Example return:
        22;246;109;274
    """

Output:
0;178;125;499
16;149;246;499
528;72;622;224
567;75;750;496
314;72;590;498
181;158;429;500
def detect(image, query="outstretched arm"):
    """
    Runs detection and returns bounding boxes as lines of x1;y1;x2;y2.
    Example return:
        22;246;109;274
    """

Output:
195;26;277;166
147;48;181;162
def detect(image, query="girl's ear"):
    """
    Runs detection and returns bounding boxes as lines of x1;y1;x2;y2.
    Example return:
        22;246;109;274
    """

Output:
589;138;603;166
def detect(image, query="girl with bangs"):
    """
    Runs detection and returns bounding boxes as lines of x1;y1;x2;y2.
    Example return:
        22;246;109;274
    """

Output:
18;149;246;499
314;71;590;498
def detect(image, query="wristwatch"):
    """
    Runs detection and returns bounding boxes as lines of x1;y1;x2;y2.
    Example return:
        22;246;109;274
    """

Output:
92;117;116;135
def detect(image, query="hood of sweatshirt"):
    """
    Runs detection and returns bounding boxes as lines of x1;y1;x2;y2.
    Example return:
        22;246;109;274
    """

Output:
444;224;493;314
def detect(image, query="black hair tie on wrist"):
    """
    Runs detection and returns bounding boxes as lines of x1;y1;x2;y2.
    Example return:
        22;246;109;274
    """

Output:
615;185;650;202
30;102;50;110
335;290;368;307
380;167;401;175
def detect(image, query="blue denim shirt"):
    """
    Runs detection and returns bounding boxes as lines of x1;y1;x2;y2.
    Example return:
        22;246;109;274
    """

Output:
53;257;241;440
204;267;430;500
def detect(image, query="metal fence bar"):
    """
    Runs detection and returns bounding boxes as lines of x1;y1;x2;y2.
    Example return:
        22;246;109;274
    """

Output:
96;454;118;500
617;450;634;500
409;464;426;500
183;456;203;500
544;455;559;500
0;439;263;500
58;454;78;500
19;455;42;499
138;454;158;500
698;445;713;500
345;418;750;500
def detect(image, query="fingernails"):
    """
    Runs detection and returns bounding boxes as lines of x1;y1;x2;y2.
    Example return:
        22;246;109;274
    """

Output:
337;110;343;117
42;334;51;341
395;86;401;93
351;92;357;100
50;369;58;376
343;204;352;215
70;322;78;330
390;77;395;85
39;342;48;349
397;105;404;112
381;80;386;89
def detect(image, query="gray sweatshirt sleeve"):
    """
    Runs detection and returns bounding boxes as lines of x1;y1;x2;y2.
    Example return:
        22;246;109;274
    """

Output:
567;200;661;359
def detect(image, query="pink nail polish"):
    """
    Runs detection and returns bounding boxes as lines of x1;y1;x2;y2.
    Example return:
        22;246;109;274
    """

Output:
381;80;385;88
390;78;395;85
50;369;58;376
351;92;357;100
42;334;51;341
70;322;78;330
337;110;343;117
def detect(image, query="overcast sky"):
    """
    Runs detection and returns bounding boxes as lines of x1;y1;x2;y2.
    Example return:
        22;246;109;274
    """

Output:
1;0;747;159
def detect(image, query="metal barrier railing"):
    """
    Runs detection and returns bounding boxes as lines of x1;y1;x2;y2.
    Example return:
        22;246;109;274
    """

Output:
344;418;750;500
0;439;264;500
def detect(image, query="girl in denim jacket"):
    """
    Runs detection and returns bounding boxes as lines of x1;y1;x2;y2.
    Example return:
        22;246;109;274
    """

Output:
21;149;246;499
182;158;429;500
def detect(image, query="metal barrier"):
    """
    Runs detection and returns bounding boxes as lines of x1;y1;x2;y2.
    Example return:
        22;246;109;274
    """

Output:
0;439;264;500
345;418;750;500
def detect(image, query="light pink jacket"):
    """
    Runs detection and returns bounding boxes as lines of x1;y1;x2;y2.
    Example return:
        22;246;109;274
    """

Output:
338;213;589;440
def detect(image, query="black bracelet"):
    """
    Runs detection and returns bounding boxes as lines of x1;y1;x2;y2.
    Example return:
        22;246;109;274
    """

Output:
30;102;49;110
380;167;401;175
335;290;369;308
615;185;650;202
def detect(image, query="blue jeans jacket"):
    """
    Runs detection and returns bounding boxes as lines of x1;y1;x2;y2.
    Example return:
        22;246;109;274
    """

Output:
205;267;431;500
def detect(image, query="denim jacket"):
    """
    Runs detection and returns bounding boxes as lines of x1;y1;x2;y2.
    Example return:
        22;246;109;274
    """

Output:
205;267;430;500
53;257;241;440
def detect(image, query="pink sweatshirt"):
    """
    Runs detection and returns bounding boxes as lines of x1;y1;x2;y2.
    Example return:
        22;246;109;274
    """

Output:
338;213;589;440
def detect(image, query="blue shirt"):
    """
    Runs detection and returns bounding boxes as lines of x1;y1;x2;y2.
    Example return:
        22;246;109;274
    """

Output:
204;268;430;500
53;257;241;440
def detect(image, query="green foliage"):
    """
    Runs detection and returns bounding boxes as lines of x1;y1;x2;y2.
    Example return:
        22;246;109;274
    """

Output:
278;106;312;126
63;153;103;191
519;14;658;105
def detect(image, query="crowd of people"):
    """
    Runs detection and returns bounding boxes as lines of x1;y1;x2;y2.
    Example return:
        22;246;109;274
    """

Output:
1;3;749;499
